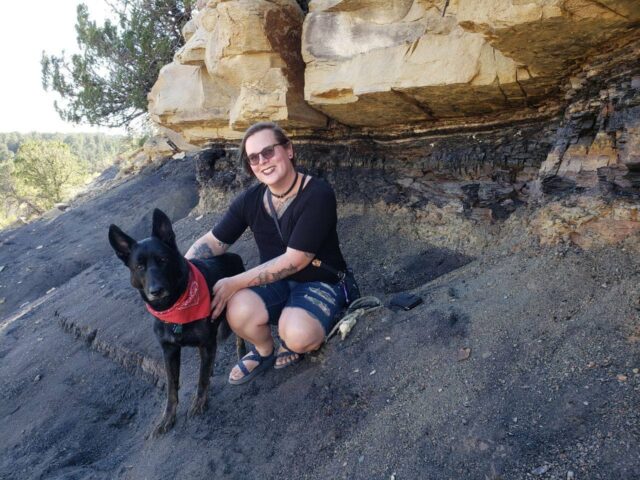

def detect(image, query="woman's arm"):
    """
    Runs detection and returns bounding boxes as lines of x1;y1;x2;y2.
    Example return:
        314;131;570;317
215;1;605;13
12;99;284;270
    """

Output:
210;247;314;318
185;231;230;259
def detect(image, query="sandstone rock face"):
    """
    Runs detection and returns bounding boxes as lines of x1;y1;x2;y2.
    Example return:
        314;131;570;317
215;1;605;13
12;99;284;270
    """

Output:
303;0;639;128
148;0;326;144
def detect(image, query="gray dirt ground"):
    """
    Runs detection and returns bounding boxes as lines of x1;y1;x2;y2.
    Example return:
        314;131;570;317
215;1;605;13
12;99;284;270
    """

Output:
1;156;639;480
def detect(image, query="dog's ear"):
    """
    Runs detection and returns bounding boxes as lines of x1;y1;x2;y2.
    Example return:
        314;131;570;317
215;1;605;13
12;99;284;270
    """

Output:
108;225;136;264
151;208;177;250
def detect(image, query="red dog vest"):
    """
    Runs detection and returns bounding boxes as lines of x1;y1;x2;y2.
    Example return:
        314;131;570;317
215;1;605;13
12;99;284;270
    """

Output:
146;261;211;324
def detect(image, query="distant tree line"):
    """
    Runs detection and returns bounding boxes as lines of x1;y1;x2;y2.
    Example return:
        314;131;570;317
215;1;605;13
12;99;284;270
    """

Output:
0;133;132;228
0;132;128;173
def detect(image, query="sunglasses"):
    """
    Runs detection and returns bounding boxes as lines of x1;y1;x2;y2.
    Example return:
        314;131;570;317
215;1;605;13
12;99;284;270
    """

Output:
246;142;286;166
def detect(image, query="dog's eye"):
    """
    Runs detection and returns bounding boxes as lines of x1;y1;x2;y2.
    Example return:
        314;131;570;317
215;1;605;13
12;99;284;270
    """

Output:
136;264;145;271
158;257;169;264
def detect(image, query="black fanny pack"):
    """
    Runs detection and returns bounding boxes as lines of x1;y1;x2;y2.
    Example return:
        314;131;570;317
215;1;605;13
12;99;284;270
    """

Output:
311;259;361;305
266;182;361;305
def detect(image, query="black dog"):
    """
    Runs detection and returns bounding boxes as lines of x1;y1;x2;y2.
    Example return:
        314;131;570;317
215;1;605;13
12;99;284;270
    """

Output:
108;209;245;435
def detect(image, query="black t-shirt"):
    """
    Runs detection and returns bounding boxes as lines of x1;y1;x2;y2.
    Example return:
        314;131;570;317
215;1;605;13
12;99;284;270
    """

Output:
212;177;347;283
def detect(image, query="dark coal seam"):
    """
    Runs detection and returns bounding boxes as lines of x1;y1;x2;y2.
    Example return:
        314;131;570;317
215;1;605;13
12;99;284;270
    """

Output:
285;114;561;144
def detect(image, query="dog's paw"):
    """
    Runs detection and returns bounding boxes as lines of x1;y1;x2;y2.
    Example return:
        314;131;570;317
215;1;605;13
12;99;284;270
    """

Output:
152;413;176;436
188;395;208;417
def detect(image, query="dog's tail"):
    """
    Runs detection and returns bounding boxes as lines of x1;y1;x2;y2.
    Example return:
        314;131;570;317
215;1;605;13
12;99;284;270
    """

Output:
217;318;247;359
216;318;233;342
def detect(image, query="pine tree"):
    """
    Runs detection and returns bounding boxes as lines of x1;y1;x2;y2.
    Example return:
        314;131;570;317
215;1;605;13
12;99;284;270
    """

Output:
41;0;193;128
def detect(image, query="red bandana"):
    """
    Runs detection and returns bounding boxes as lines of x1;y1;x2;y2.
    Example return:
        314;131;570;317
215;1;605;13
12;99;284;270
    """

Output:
146;261;211;324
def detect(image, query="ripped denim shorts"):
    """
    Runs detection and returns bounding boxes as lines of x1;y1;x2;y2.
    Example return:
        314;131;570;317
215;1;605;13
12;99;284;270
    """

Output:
249;280;346;335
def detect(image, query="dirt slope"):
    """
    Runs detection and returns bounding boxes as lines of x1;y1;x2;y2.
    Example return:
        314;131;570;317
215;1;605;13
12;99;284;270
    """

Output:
1;157;639;480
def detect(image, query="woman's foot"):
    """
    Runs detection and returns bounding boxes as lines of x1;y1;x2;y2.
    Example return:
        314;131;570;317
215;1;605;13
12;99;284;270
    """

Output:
228;346;275;385
274;343;303;369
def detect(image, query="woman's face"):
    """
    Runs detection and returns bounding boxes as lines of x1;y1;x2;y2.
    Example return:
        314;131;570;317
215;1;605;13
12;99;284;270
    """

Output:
245;129;294;188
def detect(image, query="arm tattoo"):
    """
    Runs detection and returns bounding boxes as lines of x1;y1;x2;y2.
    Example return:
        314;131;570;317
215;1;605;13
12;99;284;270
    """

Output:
250;262;298;286
216;239;228;250
193;242;215;259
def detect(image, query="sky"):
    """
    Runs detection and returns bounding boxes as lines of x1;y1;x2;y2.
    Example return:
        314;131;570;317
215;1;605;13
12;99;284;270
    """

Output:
0;1;124;134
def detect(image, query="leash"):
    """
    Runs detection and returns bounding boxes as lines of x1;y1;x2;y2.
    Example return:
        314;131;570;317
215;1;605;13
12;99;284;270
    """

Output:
325;296;383;342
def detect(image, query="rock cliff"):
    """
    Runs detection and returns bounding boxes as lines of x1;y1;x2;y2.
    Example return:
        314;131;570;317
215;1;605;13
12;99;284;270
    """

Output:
148;0;326;144
147;0;640;250
149;0;639;137
303;0;637;128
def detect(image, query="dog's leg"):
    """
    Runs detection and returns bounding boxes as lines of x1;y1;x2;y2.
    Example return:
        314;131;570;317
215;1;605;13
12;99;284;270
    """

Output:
154;343;181;436
189;345;214;416
235;335;247;360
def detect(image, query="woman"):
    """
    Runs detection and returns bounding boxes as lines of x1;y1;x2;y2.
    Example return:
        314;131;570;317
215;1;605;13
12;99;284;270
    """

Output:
186;122;348;385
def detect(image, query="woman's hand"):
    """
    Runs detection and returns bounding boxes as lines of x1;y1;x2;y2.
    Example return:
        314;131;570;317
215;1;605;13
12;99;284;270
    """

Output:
210;276;242;319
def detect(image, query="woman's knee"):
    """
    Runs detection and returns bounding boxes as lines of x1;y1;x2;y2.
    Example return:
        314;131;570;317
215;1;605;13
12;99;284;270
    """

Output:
226;289;268;329
279;311;324;353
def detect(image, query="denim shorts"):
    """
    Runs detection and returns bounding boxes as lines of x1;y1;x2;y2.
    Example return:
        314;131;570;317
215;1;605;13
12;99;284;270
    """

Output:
249;280;346;335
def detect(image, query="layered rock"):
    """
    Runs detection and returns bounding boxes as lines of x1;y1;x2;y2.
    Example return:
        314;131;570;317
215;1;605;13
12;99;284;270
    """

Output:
303;0;640;128
148;0;326;144
539;33;640;196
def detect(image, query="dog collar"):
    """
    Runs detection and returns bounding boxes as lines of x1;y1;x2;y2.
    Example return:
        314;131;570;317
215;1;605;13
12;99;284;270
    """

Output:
146;261;211;324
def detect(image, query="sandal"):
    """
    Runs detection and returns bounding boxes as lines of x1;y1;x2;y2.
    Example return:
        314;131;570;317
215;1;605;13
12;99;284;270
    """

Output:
228;346;275;385
274;341;303;370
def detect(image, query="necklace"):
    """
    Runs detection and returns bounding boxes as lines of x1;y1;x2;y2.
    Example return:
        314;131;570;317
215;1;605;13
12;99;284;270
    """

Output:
269;172;298;199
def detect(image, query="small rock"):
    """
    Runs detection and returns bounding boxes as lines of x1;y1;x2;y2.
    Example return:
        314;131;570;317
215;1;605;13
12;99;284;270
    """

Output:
353;369;359;373
0;265;5;272
633;368;639;375
586;361;597;369
0;298;5;304
358;455;364;463
195;215;203;221
457;347;471;361
532;465;549;475
385;336;391;341
46;287;56;294
34;374;41;383
567;471;575;480
617;374;628;382
35;245;43;250
370;370;376;376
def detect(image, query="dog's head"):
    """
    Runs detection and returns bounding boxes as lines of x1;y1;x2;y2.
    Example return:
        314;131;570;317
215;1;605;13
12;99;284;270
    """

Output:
109;209;188;310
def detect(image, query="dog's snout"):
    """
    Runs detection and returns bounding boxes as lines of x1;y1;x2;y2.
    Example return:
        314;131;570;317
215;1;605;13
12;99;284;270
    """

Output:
147;286;168;299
